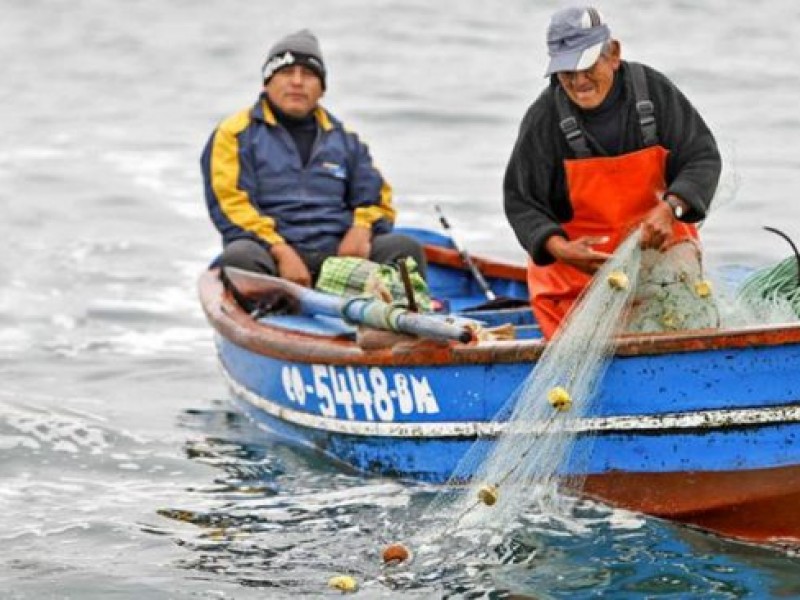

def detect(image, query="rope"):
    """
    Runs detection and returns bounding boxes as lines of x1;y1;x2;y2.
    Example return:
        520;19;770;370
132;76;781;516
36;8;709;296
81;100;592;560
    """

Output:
738;255;800;317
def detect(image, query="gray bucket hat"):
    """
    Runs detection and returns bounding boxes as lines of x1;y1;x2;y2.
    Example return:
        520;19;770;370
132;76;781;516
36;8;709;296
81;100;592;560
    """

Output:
545;6;611;76
262;29;326;88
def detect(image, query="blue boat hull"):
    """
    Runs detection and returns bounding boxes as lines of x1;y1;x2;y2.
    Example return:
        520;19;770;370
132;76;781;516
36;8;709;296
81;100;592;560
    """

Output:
218;336;800;481
199;229;800;545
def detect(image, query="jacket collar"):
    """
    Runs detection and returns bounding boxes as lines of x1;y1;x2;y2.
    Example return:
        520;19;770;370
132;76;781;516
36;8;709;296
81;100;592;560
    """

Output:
254;96;333;132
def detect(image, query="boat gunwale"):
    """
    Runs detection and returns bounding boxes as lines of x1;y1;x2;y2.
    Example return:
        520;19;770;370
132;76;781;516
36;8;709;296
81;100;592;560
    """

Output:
198;247;800;367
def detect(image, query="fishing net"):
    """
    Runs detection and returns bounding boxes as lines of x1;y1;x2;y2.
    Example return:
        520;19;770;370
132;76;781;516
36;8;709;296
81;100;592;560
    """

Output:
407;230;645;557
626;241;719;333
389;227;797;569
733;255;800;324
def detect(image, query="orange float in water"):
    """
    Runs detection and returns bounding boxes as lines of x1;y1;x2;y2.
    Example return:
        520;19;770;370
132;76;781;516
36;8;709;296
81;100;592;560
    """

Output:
381;542;411;564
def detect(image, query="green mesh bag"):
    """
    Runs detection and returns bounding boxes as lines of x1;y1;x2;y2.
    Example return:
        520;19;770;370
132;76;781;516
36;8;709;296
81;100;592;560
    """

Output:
315;256;432;312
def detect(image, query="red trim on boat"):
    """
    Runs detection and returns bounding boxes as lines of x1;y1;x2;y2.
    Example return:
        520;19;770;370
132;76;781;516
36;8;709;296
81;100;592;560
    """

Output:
424;245;528;282
583;465;800;545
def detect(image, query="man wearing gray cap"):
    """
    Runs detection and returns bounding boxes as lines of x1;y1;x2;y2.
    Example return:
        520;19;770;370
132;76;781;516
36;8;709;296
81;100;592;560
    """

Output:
202;29;425;292
503;6;721;338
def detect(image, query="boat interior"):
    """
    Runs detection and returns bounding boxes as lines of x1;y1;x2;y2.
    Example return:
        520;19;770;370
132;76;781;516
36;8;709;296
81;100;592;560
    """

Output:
252;227;542;342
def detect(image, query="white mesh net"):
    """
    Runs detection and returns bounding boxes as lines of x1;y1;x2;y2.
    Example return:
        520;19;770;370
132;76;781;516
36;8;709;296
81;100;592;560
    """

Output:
406;230;644;561
392;227;798;569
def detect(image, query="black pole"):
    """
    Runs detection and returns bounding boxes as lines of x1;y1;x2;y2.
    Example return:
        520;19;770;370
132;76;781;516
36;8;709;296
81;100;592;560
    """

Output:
434;204;497;301
396;258;419;313
764;226;800;288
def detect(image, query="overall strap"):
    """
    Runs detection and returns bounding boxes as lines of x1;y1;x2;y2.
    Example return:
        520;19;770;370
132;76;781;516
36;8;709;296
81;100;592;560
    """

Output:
555;86;592;158
628;62;659;147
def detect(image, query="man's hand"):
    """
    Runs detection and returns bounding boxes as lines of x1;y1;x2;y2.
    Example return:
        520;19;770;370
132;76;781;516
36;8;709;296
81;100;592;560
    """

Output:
546;235;612;275
337;225;372;259
270;243;312;287
640;199;680;250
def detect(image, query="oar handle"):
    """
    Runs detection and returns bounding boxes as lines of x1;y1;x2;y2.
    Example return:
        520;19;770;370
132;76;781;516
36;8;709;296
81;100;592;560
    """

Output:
224;267;473;343
341;297;473;343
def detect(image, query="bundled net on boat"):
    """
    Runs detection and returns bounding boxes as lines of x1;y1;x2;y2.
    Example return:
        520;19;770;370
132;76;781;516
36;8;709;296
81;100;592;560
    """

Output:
712;227;800;327
734;255;800;322
625;241;719;333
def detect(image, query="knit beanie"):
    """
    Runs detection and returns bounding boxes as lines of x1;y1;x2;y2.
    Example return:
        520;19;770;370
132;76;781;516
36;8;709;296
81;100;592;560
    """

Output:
261;29;326;89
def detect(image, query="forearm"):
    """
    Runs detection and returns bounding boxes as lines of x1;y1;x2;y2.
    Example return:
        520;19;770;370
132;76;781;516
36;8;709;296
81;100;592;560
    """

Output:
507;201;567;265
665;142;721;221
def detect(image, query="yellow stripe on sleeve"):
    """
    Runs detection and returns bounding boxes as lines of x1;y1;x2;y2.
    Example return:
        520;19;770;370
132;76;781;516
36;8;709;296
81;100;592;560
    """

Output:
338;115;395;228
210;109;284;246
354;178;395;227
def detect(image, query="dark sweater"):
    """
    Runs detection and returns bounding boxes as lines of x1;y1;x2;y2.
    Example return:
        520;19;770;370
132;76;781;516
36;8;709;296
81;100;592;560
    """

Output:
580;70;625;155
268;100;318;166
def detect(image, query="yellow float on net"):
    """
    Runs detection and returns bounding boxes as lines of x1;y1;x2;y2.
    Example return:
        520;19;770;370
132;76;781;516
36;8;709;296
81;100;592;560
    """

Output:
477;484;499;506
607;271;629;290
661;311;680;329
547;386;572;412
328;575;358;593
694;279;713;298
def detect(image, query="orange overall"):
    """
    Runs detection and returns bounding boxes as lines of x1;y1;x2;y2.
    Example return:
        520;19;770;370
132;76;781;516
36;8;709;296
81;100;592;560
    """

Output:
527;145;698;338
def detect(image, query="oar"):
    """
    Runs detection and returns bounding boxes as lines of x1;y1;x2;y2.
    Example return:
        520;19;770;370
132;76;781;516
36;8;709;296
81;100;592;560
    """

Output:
434;205;530;312
223;266;473;343
435;204;497;301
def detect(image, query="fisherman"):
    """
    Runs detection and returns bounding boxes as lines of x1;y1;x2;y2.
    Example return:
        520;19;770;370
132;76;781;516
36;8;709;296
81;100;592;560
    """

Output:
503;6;721;338
201;29;425;290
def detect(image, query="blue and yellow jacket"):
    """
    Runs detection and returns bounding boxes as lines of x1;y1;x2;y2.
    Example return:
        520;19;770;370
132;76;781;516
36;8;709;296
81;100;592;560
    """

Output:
201;96;395;253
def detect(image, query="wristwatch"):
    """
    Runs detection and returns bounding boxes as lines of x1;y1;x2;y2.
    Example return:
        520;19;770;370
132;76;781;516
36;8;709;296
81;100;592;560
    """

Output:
663;194;685;219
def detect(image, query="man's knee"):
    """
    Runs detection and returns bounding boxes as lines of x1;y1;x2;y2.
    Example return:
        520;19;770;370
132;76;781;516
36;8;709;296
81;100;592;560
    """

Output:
220;239;278;275
371;234;427;278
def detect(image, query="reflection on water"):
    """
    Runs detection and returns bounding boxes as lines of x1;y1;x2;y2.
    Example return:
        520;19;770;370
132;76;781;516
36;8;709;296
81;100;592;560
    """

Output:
159;407;799;599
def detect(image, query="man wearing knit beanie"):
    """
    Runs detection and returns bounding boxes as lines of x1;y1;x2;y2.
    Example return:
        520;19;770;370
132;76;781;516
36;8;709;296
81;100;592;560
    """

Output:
261;28;327;90
202;29;425;296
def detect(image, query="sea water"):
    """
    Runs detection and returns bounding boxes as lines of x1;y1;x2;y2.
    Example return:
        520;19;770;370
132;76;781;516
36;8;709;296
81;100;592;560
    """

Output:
3;0;800;597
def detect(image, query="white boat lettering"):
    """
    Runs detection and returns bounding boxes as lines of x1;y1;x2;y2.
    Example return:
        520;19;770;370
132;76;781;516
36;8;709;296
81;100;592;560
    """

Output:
394;373;414;414
346;367;374;421
281;365;307;406
280;365;440;421
369;368;395;421
281;366;294;403
330;367;354;420
311;364;336;418
411;375;439;414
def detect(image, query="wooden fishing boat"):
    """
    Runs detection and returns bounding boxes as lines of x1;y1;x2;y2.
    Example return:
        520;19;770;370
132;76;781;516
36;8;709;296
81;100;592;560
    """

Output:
198;227;800;547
